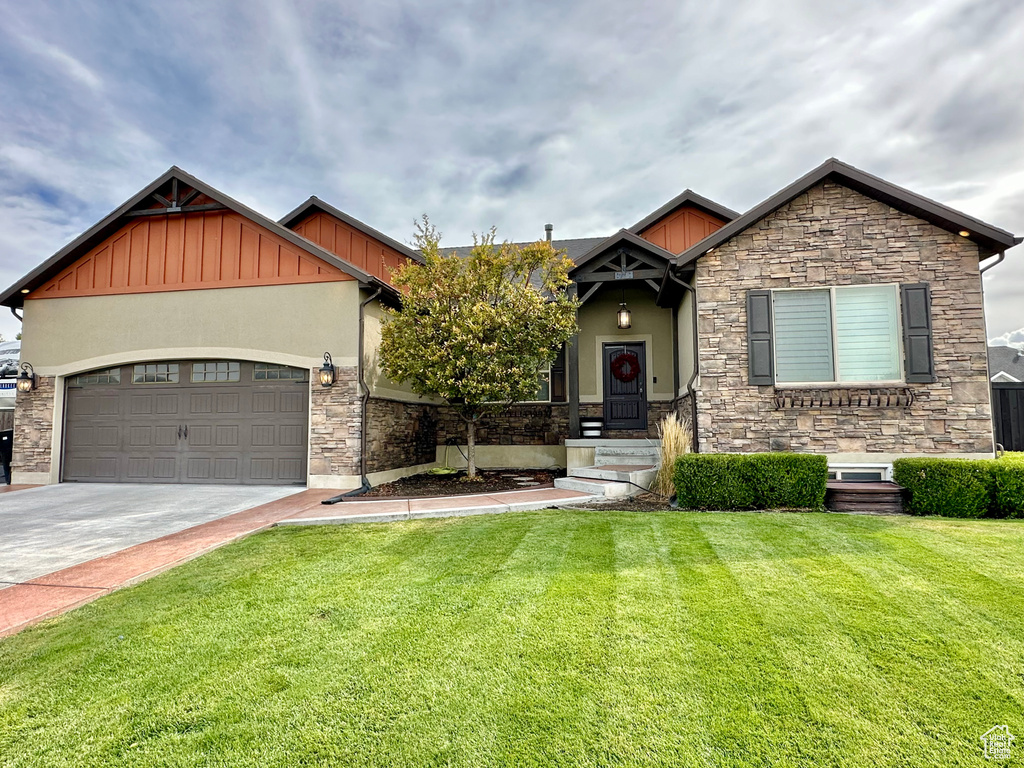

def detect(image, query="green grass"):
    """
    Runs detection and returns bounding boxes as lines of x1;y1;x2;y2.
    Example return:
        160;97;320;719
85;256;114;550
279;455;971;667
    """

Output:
2;511;1024;767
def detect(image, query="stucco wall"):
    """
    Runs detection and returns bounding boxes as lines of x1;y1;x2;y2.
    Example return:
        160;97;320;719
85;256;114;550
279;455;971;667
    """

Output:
362;295;440;403
577;286;675;403
21;281;361;375
694;180;993;456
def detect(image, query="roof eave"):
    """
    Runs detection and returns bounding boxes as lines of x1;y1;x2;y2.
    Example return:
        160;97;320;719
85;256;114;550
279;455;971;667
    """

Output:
0;167;385;308
672;158;1020;269
279;196;423;264
628;189;740;234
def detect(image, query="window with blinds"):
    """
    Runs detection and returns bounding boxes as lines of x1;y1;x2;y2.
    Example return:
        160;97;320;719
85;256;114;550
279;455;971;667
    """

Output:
773;290;834;383
772;284;902;384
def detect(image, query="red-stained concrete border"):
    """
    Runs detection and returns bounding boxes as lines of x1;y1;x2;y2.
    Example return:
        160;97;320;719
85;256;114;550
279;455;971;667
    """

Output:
0;485;599;639
0;485;41;494
0;489;334;639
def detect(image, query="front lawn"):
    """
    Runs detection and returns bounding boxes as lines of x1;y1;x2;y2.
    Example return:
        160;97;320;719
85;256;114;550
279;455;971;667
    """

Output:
2;511;1023;767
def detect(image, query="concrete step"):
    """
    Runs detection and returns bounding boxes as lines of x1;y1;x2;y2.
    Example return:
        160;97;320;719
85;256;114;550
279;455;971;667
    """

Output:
554;476;634;499
572;465;657;490
594;446;661;466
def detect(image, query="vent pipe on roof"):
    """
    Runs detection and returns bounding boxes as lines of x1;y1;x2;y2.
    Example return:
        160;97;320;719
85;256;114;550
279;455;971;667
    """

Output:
544;223;553;243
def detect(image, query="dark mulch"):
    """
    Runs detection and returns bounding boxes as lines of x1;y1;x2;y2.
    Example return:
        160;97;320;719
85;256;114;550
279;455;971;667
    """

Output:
359;469;563;499
564;492;674;512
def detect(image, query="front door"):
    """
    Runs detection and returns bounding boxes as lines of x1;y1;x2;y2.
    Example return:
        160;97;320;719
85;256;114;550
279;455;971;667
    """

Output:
603;342;647;430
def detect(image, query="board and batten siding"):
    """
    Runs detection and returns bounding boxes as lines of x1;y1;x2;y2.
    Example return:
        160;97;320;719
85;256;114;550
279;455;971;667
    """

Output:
290;211;410;286
30;211;351;301
638;206;726;254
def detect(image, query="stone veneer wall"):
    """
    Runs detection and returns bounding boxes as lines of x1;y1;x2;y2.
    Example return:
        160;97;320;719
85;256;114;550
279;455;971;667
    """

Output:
437;404;569;446
12;375;56;477
308;365;361;478
695;180;993;455
366;397;438;473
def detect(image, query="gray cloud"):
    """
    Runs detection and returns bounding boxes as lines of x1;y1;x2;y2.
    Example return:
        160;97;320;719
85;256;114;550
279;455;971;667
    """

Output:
0;0;1022;343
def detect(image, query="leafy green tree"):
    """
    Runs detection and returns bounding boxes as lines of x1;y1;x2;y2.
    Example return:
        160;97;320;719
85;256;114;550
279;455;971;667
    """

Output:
380;217;578;478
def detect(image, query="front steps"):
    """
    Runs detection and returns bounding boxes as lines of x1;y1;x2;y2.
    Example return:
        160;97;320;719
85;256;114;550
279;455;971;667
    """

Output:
555;440;660;499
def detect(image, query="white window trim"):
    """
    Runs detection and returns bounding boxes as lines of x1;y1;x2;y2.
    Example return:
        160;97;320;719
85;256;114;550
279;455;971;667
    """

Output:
521;364;552;403
770;283;905;387
992;370;1021;383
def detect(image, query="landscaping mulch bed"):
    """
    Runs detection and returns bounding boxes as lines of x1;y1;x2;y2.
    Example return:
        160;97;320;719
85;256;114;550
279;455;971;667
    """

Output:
564;491;674;512
358;469;563;498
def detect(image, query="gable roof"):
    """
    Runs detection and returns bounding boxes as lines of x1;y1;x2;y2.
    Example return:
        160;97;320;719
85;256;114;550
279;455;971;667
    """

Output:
570;229;680;274
673;158;1022;268
0;167;397;309
279;196;423;264
989;345;1024;382
628;189;738;234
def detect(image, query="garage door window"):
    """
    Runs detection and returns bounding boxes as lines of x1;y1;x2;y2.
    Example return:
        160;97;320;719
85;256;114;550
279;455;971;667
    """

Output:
253;363;306;380
192;361;241;382
133;363;179;383
72;367;121;386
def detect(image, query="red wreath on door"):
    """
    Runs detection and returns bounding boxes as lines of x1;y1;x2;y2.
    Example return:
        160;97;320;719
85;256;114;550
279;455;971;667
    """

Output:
610;351;640;383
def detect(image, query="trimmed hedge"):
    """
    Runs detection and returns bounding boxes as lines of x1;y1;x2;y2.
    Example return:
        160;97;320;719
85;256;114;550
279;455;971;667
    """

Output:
892;454;1024;518
673;453;828;511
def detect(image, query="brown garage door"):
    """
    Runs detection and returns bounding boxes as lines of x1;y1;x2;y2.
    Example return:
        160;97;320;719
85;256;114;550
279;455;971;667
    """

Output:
63;361;308;484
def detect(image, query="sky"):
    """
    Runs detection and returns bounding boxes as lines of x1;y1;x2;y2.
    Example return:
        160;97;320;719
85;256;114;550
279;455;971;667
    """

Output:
0;0;1022;345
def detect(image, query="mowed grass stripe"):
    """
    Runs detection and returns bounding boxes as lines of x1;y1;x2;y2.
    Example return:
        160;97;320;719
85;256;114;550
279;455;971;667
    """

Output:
2;511;1023;767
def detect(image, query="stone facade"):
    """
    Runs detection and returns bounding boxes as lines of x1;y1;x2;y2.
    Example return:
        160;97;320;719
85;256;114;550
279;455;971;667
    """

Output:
437;404;569;446
694;180;993;455
579;401;677;440
308;365;361;477
12;375;56;476
366;397;437;473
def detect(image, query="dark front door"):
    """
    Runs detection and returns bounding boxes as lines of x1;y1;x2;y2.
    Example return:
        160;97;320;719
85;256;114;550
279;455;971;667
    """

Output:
603;342;647;430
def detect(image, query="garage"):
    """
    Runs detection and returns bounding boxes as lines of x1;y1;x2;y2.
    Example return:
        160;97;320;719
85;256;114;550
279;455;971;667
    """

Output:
63;360;309;484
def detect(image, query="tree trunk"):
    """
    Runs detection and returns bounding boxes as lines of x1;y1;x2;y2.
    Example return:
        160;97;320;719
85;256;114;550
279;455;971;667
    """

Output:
466;418;477;478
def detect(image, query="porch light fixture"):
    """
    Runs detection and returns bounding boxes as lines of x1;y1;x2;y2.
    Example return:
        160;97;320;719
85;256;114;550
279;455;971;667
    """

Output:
318;352;336;388
617;302;632;330
958;230;971;237
16;362;36;393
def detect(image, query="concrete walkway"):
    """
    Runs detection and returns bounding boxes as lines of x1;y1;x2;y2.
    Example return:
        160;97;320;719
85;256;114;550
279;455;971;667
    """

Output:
0;485;595;638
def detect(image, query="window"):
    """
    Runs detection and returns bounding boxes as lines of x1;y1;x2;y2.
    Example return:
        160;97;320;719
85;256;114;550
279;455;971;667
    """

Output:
531;366;551;402
132;363;179;384
772;285;902;384
191;361;240;382
72;367;121;386
253;363;306;381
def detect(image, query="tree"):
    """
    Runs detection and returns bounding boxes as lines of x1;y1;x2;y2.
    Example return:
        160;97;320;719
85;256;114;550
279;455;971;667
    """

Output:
380;217;578;478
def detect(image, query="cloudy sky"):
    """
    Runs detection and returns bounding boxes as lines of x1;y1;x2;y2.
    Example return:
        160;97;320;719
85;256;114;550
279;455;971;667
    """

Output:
0;0;1022;344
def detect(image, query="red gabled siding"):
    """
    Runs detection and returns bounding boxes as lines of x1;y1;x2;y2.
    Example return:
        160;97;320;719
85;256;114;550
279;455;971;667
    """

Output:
290;211;410;286
29;211;350;300
638;206;726;254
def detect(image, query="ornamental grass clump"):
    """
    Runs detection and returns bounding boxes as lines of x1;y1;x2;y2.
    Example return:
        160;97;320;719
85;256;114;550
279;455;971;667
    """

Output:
654;412;691;496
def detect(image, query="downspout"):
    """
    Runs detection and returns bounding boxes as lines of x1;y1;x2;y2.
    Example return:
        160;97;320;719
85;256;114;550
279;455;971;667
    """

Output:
322;284;383;504
980;251;1005;454
10;307;22;323
666;270;700;453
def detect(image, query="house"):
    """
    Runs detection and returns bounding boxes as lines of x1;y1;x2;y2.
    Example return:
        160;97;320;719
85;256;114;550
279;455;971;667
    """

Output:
0;158;1018;488
988;344;1024;382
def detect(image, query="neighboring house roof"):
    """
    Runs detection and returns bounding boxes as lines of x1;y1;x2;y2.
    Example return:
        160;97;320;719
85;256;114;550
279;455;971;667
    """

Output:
988;345;1024;382
279;196;424;264
0;167;398;309
673;158;1022;268
628;189;739;234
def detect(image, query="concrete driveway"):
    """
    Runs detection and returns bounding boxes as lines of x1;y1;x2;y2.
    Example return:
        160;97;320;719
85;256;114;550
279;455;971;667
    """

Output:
0;484;303;586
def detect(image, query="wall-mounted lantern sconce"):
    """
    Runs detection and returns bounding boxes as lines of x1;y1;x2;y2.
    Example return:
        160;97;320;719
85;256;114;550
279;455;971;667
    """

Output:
16;362;36;393
617;302;632;330
319;352;336;388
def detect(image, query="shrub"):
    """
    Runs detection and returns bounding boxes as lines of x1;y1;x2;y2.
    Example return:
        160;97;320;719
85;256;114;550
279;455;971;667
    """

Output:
673;453;828;511
992;453;1024;519
653;413;692;496
892;459;993;518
